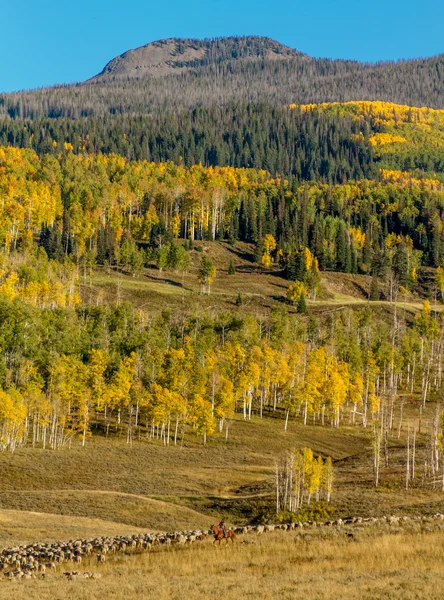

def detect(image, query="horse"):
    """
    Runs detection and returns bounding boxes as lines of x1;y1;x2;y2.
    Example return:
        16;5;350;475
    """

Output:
210;524;236;545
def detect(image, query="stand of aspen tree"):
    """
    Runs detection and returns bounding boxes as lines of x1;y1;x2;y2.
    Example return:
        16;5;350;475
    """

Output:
275;449;334;513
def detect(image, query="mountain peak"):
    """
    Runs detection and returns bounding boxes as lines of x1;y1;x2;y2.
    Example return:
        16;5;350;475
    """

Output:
92;36;304;81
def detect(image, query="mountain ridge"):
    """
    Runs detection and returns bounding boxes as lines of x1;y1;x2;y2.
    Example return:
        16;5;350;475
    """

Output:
92;36;306;81
88;35;444;84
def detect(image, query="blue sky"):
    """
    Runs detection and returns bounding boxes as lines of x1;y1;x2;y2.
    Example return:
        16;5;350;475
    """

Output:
2;0;444;92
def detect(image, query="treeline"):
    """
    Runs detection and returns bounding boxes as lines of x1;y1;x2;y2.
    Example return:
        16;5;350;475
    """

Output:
4;89;444;190
0;104;375;183
2;100;444;184
4;95;444;189
0;286;441;452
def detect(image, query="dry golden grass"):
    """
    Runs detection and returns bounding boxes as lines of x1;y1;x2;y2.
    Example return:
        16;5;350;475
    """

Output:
0;415;383;530
0;413;442;536
2;525;444;599
0;509;147;548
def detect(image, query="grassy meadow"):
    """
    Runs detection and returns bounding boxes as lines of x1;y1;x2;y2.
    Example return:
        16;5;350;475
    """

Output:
80;240;433;329
2;524;444;599
0;412;443;543
81;241;372;314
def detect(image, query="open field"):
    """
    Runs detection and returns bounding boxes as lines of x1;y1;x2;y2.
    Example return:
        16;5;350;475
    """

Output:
0;416;370;530
2;524;444;599
0;411;443;545
81;241;435;317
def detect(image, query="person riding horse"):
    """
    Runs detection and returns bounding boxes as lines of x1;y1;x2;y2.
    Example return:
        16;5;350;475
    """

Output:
211;522;235;544
219;519;227;537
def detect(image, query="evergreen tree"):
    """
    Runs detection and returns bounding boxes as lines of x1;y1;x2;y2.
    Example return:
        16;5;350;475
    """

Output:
393;246;411;289
297;294;307;314
369;275;380;301
363;225;373;268
336;221;348;272
285;250;306;281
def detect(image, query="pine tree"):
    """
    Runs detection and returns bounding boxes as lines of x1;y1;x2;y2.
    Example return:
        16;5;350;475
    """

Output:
369;274;380;301
345;244;352;274
285;250;306;281
363;224;373;268
335;221;348;272
393;246;410;288
297;294;307;314
228;259;235;275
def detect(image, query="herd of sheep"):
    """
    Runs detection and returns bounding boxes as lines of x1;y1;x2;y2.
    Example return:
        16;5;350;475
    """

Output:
0;527;211;580
1;512;444;581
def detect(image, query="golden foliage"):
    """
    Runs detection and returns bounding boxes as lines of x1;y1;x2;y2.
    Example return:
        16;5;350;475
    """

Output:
381;170;444;191
294;101;444;127
286;280;307;305
369;133;407;147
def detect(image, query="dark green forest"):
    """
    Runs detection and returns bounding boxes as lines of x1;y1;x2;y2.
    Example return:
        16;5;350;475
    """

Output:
0;104;375;183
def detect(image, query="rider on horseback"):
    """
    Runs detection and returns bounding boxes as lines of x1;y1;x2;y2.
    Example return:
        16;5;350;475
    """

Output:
219;519;227;537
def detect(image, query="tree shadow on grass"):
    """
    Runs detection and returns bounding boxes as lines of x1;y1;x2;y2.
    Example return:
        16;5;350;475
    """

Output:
223;244;256;263
142;273;184;288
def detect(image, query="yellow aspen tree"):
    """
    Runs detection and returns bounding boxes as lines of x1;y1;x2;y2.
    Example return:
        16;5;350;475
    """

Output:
214;377;235;439
0;389;26;452
110;354;137;445
197;257;216;295
302;348;325;425
0;272;18;301
271;352;291;417
170;391;188;446
171;213;181;238
204;349;220;414
436;266;444;301
148;382;168;443
160;348;189;395
349;372;364;425
322;456;334;502
286;281;308;306
88;349;108;430
189;395;215;445
49;355;89;448
260;234;276;268
326;362;350;427
301;448;315;504
313;455;325;501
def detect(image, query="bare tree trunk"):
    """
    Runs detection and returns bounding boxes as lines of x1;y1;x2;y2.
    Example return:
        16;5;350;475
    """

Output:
406;428;410;491
275;462;280;514
284;408;290;432
373;425;382;487
397;401;404;439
